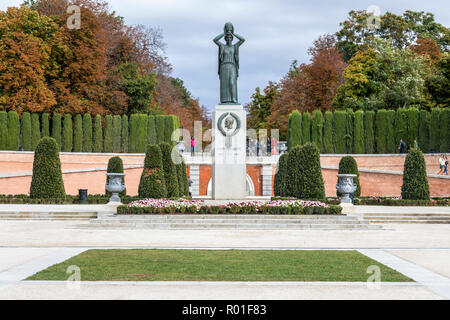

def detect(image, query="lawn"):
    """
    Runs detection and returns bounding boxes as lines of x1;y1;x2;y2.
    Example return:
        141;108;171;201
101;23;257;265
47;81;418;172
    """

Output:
28;250;412;282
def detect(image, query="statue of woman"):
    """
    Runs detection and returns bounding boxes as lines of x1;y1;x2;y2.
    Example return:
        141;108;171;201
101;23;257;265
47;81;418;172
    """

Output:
213;22;245;105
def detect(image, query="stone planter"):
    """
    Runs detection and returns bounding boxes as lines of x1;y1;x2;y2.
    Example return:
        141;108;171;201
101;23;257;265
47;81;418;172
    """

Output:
336;174;357;204
106;173;126;204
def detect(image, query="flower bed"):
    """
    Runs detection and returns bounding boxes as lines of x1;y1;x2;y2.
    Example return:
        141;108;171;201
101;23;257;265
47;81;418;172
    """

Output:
354;197;449;206
117;199;343;215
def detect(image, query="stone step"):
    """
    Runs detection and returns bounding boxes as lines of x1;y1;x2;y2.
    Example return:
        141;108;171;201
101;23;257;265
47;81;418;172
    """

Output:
364;213;450;217
368;219;450;224
364;216;450;220
0;212;97;221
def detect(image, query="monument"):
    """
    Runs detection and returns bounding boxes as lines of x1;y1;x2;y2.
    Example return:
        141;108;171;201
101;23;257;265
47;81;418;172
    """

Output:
212;22;247;200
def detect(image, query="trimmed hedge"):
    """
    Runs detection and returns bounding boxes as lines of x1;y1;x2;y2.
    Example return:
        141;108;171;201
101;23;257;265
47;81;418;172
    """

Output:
106;156;126;196
353;110;364;154
138;144;167;198
103;115;113;153
155;115;165;144
21;112;32;151
407;107;419;150
181;160;189;196
31;113;40;151
0;111;7;150
323;111;334;154
62;114;73;152
337;156;361;198
401;148;430;200
345;110;353;154
164;115;178;146
137;114;148;153
7;111;20;151
418;110;429;153
333;110;346;153
274;153;288;197
159;142;179;198
93;114;103;153
364;111;375;154
395;108;408;150
301;112;310;145
311;110;323;152
375;109;387;154
287;143;325;199
29;137;66;199
129;114;139;153
121;115;129;153
83;114;92;153
112;115;122;153
41;113;50;138
147;115;156;145
386;110;396;154
73;114;83;152
51;114;61;150
440;108;449;153
287;110;301;150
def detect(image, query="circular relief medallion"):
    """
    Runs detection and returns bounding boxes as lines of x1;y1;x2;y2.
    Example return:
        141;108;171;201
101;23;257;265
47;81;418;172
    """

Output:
218;112;241;137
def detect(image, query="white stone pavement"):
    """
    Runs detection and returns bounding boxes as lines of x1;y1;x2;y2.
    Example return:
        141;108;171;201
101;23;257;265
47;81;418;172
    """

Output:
0;220;450;299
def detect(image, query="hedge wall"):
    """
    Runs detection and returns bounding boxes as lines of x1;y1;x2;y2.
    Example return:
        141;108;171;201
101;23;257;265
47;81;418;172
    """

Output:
0;112;7;150
31;113;41;151
83;114;92;153
333;111;346;153
7;111;20;151
62;114;72;153
93;114;103;153
353;110;364;154
323;111;334;154
155;115;165;144
287;110;301;150
21;112;32;151
103;115;113;153
301;112;310;145
440;108;449;153
41;113;50;138
386;110;396;154
364;111;375;154
121;115;129;153
311;110;323;152
418;110;429;153
430;108;440;153
112;115;122;153
375;109;387;154
51;114;61;150
73;114;83;152
137;114;148;153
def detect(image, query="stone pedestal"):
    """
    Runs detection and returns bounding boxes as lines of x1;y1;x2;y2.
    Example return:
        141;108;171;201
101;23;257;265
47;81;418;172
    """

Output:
212;104;247;200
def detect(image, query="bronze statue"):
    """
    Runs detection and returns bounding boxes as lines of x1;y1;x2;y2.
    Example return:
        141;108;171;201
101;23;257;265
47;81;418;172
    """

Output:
213;22;245;105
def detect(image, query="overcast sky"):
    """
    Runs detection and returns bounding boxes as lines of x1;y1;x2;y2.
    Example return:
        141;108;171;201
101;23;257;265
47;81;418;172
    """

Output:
1;0;449;111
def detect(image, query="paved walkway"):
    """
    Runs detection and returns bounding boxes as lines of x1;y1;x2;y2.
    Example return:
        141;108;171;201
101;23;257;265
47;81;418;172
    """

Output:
0;221;449;299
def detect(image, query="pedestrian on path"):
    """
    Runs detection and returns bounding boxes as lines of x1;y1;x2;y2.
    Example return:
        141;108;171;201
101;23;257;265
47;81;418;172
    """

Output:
437;155;445;175
190;137;196;157
399;139;406;154
444;155;449;176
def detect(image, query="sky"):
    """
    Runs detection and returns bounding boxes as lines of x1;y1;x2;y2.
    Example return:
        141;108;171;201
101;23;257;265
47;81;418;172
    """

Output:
1;0;449;111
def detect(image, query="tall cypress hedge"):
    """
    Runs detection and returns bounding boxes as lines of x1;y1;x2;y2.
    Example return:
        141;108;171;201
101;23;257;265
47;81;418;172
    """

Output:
429;108;440;153
112;115;122;153
375;109;387;154
147;115;156;145
345;110;354;154
41;113;50;138
334;110;346;154
21;112;32;151
353;110;364;154
337;156;361;198
155;115;165;144
29;137;66;199
103;115;113;153
287;143;325;200
311;110;323;152
386;110;396;154
83;114;92;153
301;112;310;145
73;114;83;152
407;107;419;150
395;108;408;150
0;111;7;150
137;114;148;153
164;115;177;145
274;153;288;196
287;110;301;150
51;114;61;150
439;108;449;153
62;114;73;152
138;144;167;199
129;114;139;153
364;111;375;154
121;115;129;153
181;160;189;196
31;113;40;151
418;110;429;153
93;114;103;153
323;111;334;154
401;149;430;200
159;142;179;197
6;114;17;149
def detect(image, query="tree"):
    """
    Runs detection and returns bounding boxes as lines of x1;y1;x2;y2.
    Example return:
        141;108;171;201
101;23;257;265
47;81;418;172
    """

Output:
159;142;179;198
353;110;364;154
426;55;450;108
121;115;128;153
137;114;148;153
103;115;113;153
386;110;396;153
245;82;280;130
106;156;126;196
301;112;311;145
83;114;93;153
21;112;32;151
30;137;65;199
274;153;289;197
73;114;83;152
155;115;165;143
311;110;323;152
93;114;103;153
429;108;440;153
401;149;430;200
333;111;346;153
128;114;139;153
138;144;167;199
51;113;61;150
375;109;387;154
147;115;156;145
41;113;50;138
31;113;41;151
418;110;430;153
0;111;7;150
338;156;361;198
323;111;334;154
112;115;122;153
287;110;301;150
287;143;325;200
364;111;375;154
62;114;73;152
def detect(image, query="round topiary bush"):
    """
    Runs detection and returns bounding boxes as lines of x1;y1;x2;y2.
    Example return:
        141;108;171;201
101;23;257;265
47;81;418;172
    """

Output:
401;149;430;200
30;137;66;199
337;156;361;198
138;144;167;199
274;153;288;197
287;143;325;200
159;142;179;198
106;156;126;196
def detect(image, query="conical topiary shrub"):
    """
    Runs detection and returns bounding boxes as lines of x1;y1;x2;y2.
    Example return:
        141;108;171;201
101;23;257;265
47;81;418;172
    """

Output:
176;163;187;197
30;137;66;199
138;144;167;199
274;153;288;197
401;149;430;200
159;142;179;198
106;156;126;196
287;143;325;200
181;160;189;196
337;156;361;198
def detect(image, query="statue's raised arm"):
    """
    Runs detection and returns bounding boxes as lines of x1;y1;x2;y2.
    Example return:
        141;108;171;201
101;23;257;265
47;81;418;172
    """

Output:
213;33;224;46
233;33;245;47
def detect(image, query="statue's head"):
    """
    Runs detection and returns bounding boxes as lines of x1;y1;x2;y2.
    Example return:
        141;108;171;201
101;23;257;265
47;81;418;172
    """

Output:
224;22;234;35
225;33;233;44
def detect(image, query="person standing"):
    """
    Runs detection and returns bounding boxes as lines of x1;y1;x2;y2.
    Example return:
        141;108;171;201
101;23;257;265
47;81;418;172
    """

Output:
399;139;406;154
413;139;419;149
272;137;278;155
190;137;196;157
188;176;193;196
437;155;444;175
444;155;449;176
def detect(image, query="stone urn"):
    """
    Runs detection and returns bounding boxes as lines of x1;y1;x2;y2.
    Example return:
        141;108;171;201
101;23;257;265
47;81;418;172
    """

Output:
106;173;126;204
336;174;357;204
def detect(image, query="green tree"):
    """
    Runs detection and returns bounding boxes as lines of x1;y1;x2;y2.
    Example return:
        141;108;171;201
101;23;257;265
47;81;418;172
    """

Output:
429;108;440;153
353;110;364;154
401;149;430;200
93;115;103;153
375;109;387;154
0;111;7;150
395;109;408;151
62;114;73;152
407;107;420;150
103;115;113;153
155;115;165;144
73;114;83;152
159;142;179;198
287;110;301;150
245;82;280;130
301;112;310;145
418;110;430;153
31;113;40;151
83;114;92;153
129;114;139;153
364;111;375;154
311;110;323;152
147;115;156;145
112;115;122;153
137;114;148;153
323;111;334;154
386;110;396;153
121;115;129;153
51;114;61;150
274;153;289;197
41;113;50;138
440;108;449;153
21;112;32;151
333;111;346;153
138;144;167;199
426;55;450;108
29;137;65;199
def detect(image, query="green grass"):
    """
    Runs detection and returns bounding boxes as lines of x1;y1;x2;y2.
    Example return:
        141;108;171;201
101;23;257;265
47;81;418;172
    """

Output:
28;250;412;282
